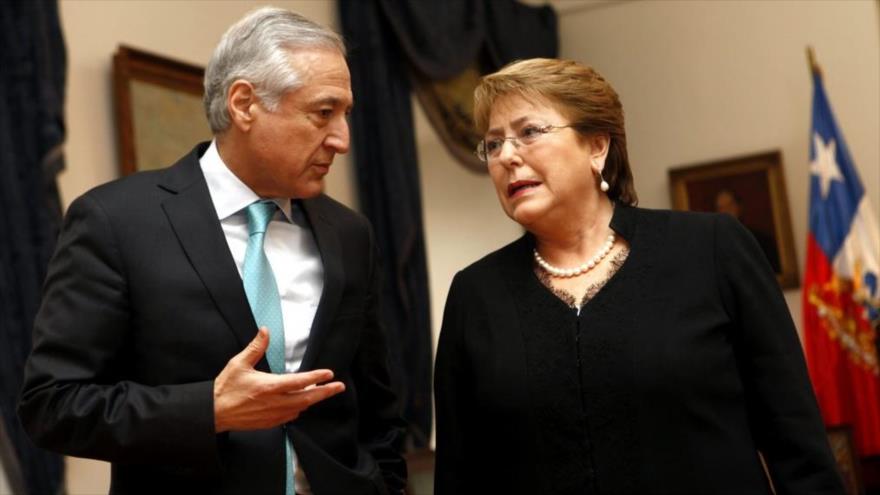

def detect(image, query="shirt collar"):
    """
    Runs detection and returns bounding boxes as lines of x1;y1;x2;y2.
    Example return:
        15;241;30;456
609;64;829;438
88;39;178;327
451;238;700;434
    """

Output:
199;139;292;222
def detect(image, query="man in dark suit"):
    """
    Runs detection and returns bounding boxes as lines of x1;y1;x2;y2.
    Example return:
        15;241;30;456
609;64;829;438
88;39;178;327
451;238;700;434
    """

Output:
18;7;406;495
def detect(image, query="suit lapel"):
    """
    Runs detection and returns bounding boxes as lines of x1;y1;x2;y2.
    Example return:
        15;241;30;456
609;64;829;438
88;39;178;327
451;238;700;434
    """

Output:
158;145;269;372
298;197;344;371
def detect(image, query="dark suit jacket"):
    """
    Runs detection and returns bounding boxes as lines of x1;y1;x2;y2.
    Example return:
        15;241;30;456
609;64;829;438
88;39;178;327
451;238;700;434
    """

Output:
434;206;843;495
18;143;407;494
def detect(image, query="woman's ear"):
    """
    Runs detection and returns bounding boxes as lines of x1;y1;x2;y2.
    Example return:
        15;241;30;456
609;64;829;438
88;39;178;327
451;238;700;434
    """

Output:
227;80;257;132
589;133;611;174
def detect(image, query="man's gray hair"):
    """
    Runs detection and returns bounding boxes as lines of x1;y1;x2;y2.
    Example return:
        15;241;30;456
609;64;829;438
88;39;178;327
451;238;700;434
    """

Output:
204;6;345;134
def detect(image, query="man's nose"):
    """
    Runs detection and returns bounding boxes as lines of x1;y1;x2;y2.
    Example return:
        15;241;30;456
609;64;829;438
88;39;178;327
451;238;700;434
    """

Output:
325;118;350;154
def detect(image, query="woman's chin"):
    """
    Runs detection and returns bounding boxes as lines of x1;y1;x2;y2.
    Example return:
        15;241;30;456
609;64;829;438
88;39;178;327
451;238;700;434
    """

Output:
509;203;545;229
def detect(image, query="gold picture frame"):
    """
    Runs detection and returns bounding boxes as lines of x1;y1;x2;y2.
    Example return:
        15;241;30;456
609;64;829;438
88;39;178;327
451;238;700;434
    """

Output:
113;45;212;176
668;150;799;289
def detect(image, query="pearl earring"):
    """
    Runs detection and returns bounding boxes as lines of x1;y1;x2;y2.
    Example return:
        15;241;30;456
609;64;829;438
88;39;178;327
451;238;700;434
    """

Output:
599;171;610;192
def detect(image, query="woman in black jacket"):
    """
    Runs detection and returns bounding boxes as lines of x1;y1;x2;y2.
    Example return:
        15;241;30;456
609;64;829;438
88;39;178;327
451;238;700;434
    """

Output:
433;58;843;495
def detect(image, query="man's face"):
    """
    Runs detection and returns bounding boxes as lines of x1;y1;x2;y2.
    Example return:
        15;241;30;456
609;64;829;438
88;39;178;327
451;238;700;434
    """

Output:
714;190;741;219
246;48;352;199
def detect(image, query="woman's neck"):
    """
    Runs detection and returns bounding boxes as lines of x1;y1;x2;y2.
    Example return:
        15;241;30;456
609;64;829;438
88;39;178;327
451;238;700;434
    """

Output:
530;196;615;265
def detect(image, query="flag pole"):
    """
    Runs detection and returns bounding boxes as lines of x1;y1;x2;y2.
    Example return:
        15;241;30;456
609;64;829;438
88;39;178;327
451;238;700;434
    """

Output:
806;46;823;79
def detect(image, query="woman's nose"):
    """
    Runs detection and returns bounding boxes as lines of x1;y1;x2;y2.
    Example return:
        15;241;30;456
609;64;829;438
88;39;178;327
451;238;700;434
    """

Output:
497;139;522;168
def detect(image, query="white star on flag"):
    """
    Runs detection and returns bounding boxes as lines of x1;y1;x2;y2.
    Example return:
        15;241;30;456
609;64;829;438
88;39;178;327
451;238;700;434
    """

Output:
810;133;844;199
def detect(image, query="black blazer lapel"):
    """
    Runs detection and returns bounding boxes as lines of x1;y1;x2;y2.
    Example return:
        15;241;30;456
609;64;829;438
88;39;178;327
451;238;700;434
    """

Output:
158;145;269;372
298;197;344;371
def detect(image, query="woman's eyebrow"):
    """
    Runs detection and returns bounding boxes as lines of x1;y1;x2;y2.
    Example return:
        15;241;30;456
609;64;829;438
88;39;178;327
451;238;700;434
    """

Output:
486;116;533;135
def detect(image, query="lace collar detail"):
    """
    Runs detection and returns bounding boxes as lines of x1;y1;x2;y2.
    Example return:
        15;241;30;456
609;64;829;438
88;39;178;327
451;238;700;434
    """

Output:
534;247;630;310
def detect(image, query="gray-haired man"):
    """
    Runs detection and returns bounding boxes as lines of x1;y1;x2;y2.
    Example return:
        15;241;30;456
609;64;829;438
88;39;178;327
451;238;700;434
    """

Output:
19;7;407;494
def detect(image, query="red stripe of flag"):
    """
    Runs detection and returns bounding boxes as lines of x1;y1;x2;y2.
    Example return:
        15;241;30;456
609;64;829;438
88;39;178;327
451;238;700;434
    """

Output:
804;233;880;456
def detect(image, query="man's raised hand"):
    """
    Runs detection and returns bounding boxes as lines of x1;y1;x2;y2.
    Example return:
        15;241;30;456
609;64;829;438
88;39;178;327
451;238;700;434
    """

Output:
213;327;345;433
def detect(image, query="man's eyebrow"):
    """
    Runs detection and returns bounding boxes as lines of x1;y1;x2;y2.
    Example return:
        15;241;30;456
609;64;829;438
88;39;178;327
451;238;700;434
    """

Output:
311;96;353;111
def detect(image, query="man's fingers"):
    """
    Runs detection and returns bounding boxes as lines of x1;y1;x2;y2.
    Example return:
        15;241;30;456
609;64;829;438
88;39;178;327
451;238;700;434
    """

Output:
237;327;269;368
301;381;346;404
271;369;336;393
284;381;346;409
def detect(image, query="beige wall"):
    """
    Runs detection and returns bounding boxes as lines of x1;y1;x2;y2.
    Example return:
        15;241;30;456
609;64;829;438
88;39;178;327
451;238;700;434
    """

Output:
55;0;879;492
554;0;880;329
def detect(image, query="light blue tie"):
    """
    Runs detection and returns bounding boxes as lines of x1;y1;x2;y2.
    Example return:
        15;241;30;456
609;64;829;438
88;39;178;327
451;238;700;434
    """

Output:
242;200;295;495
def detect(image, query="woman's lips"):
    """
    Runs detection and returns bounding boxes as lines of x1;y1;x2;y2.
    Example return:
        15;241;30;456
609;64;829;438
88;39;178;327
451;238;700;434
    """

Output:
507;180;541;198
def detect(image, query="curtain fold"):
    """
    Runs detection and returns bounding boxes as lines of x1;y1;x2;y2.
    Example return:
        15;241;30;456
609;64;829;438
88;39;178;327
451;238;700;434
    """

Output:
339;0;434;449
0;0;66;493
376;0;485;79
484;0;558;67
339;0;557;450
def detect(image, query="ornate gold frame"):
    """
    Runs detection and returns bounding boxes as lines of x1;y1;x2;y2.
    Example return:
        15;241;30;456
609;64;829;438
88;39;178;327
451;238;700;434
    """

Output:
668;150;799;289
113;45;210;176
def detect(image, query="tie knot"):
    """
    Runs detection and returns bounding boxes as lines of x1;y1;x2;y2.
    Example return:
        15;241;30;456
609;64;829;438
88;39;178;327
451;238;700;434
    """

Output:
246;200;277;236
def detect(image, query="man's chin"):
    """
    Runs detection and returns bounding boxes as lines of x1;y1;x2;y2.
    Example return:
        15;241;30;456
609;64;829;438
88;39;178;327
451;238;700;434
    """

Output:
290;180;325;199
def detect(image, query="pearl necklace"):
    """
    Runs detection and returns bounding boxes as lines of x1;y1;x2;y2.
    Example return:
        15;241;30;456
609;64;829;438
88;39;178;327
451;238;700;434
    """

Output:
534;232;616;278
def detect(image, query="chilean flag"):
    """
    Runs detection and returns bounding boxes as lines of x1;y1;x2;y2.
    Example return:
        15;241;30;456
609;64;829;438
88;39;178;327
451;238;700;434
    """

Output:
803;68;880;457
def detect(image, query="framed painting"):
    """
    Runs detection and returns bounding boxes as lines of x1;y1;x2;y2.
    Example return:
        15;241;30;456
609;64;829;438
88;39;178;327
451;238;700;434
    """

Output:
668;150;800;289
113;45;212;175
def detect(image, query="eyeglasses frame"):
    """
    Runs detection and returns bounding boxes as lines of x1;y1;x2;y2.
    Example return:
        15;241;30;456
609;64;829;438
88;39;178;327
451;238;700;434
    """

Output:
474;124;578;163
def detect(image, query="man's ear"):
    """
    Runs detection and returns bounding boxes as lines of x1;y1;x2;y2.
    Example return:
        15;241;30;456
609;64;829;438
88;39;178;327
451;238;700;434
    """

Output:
227;80;257;132
589;133;611;174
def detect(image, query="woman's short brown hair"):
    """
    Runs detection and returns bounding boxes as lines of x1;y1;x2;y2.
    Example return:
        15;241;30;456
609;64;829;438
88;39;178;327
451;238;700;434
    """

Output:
474;58;637;206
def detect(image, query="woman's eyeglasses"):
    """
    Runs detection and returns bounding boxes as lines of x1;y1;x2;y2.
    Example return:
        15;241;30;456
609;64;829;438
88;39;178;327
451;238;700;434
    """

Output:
474;124;575;163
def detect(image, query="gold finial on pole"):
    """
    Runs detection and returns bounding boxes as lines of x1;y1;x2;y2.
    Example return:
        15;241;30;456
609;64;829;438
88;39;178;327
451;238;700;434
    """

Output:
807;46;823;79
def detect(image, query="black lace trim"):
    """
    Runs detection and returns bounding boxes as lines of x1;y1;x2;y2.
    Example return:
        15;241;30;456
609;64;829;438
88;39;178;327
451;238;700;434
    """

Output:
534;247;630;309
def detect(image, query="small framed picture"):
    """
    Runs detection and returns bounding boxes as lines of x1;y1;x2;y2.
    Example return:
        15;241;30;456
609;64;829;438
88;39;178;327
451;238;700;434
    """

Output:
668;150;799;289
113;45;212;176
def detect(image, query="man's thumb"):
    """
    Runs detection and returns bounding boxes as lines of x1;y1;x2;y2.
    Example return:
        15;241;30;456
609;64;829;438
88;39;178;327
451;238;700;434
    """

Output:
239;327;269;367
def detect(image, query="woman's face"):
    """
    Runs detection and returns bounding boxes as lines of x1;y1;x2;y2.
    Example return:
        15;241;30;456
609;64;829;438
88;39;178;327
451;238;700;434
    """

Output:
485;93;603;228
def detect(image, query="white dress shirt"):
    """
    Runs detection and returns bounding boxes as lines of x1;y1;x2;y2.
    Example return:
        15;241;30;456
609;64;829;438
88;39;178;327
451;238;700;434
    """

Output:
200;140;322;492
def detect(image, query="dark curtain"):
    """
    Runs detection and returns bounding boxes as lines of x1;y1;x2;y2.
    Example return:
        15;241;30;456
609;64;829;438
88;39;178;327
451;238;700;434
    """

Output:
339;0;557;450
0;0;66;493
